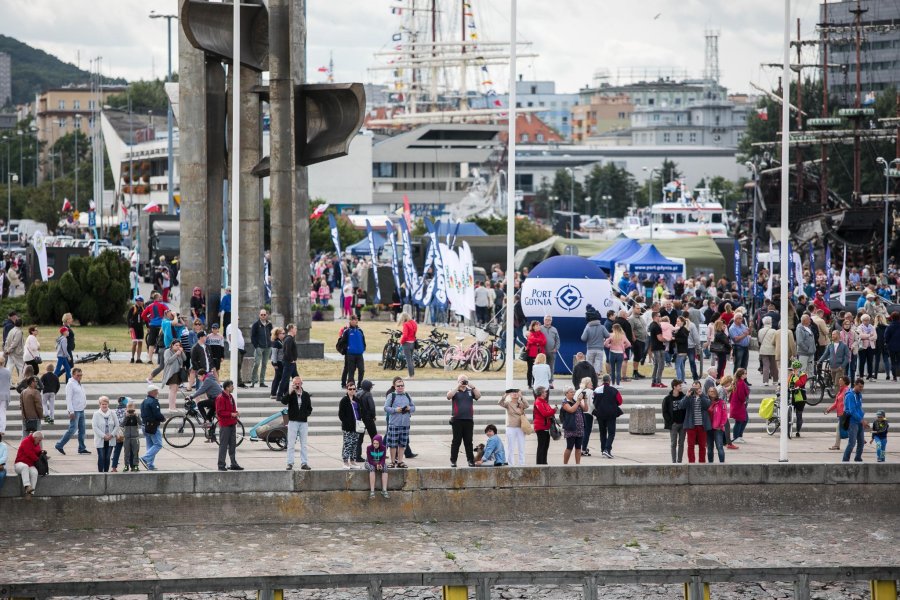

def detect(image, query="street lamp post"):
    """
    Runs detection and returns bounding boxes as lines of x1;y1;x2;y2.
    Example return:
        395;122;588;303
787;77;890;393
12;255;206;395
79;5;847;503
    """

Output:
7;171;17;246
643;167;659;240
875;157;900;275
149;10;178;214
601;194;611;219
17;130;23;187
74;114;81;214
31;125;38;186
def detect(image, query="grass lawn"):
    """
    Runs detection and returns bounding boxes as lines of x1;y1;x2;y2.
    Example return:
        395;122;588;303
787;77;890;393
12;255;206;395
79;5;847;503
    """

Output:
50;318;673;382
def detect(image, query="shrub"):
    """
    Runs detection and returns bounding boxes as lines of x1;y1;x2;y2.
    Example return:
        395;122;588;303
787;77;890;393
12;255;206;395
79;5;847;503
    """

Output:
25;250;131;325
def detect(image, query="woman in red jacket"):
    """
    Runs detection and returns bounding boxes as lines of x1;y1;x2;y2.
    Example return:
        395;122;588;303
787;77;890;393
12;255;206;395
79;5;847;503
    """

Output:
532;387;557;465
729;368;751;444
14;430;44;496
525;321;547;389
399;313;418;379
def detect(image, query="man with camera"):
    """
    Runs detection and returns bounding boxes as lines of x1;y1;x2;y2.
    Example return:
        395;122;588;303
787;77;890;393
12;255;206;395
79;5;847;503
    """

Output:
447;374;481;467
281;376;313;470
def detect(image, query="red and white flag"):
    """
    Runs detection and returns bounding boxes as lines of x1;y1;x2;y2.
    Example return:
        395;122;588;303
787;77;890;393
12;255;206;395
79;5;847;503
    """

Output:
143;199;162;213
61;198;73;212
310;203;329;220
756;107;768;121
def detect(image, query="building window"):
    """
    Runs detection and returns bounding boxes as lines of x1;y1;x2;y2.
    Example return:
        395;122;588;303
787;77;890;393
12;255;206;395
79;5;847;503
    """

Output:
527;102;533;107
530;85;537;94
618;112;626;119
58;100;65;110
676;133;684;143
73;100;80;110
372;162;395;177
648;98;655;106
88;100;96;110
536;133;544;142
520;133;529;142
57;118;66;128
562;116;568;123
74;117;82;130
663;133;671;143
653;114;660;121
690;132;697;143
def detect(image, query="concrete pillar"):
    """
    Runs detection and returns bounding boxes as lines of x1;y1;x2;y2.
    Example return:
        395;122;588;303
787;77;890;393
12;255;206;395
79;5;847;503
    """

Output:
205;63;226;321
793;574;810;600
177;3;210;316
238;65;264;331
267;0;294;327
581;576;597;600
367;580;383;600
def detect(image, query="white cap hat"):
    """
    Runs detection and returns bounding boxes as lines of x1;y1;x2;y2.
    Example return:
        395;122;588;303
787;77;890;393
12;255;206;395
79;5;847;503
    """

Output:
147;384;160;393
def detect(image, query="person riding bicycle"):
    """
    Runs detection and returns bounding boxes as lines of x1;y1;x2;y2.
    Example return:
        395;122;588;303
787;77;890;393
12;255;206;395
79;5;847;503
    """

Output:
188;369;223;431
788;360;809;437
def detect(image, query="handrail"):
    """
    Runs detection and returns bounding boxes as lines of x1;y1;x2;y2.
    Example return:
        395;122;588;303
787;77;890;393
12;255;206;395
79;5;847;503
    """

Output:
2;566;898;599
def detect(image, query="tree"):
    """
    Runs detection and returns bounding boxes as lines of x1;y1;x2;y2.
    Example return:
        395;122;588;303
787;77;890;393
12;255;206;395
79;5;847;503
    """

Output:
106;78;176;115
583;163;641;218
549;169;585;215
308;199;363;256
467;216;552;248
708;176;747;210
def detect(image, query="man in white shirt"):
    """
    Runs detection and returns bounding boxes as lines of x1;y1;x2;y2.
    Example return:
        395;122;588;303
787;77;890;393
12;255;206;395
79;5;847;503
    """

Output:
226;323;247;388
54;368;89;455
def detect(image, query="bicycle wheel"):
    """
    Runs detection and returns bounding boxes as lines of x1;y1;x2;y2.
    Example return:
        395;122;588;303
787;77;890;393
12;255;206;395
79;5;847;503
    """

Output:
787;406;794;438
212;419;245;446
805;385;822;406
444;346;460;370
432;345;447;369
381;343;395;370
765;417;779;436
824;375;834;398
163;415;196;448
470;345;491;372
808;374;821;396
265;427;287;451
491;346;506;371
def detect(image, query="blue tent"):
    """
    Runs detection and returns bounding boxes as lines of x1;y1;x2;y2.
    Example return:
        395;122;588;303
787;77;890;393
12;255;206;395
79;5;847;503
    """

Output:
587;238;641;273
617;243;684;274
347;231;386;256
433;221;487;237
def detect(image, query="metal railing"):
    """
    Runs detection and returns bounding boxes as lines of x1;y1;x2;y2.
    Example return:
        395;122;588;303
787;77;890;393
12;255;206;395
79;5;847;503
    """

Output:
1;566;898;600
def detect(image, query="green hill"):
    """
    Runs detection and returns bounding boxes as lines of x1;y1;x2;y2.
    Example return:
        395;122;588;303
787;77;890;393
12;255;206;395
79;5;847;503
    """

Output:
0;34;126;107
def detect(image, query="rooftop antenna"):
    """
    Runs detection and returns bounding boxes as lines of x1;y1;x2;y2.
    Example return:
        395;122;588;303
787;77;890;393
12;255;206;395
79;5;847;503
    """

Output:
704;29;720;86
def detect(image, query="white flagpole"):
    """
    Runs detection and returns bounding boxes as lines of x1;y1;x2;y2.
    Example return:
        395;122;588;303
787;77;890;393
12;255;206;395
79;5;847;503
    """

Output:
778;0;791;463
229;0;241;387
504;0;517;389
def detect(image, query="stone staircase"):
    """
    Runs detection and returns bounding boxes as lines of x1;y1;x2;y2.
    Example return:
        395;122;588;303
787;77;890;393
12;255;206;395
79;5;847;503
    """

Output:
4;378;897;440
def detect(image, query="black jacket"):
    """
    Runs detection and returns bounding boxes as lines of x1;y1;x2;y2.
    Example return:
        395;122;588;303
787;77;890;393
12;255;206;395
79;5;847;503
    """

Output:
282;335;298;364
338;394;357;432
190;343;211;372
571;360;598;390
662;391;686;429
250;320;273;349
672;326;689;354
614;317;634;343
280;388;312;422
357;390;376;422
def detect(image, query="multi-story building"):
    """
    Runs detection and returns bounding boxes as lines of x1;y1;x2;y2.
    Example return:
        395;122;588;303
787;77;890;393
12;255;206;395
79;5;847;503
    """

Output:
0;52;11;108
470;79;579;139
570;93;633;143
822;0;900;98
33;85;126;178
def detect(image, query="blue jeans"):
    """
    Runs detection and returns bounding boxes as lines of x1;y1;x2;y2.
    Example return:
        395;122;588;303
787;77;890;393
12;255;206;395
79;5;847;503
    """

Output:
732;346;749;372
706;429;725;463
848;354;857;382
843;421;864;462
142;429;163;468
112;441;123;468
276;362;299;400
56;410;86;452
674;354;687;381
54;356;72;381
732;420;748;440
581;412;593;452
874;437;887;462
687;350;699;380
0;469;6;489
608;352;624;385
97;441;113;472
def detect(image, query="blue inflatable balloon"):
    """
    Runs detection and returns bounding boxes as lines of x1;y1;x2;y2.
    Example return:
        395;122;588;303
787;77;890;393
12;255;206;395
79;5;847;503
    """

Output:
521;256;621;375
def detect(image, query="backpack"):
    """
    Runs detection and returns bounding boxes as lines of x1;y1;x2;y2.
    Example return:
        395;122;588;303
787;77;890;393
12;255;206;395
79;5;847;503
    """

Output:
336;327;348;355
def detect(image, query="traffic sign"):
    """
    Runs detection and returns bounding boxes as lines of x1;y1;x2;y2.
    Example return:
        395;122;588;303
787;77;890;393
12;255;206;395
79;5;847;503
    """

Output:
46;267;55;278
88;212;96;227
120;221;130;236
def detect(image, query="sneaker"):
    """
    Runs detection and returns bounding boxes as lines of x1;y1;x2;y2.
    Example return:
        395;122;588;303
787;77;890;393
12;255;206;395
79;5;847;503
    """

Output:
734;437;747;444
229;465;245;471
606;452;614;459
146;378;153;385
218;466;228;471
259;383;266;388
286;464;293;470
381;490;390;499
601;451;612;459
726;444;739;450
136;359;143;364
132;465;140;472
139;457;150;470
111;467;118;473
369;491;376;498
123;466;130;472
467;462;476;467
78;449;91;455
130;358;135;364
450;462;457;468
300;464;311;471
55;445;65;455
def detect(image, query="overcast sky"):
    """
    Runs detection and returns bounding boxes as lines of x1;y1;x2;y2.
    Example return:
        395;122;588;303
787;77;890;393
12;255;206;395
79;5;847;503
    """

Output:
1;0;827;96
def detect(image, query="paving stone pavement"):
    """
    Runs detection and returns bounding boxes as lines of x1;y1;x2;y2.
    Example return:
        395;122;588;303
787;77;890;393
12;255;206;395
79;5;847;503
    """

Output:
5;514;896;597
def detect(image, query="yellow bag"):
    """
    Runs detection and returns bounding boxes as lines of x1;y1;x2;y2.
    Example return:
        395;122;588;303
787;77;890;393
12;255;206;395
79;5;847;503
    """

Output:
758;397;776;420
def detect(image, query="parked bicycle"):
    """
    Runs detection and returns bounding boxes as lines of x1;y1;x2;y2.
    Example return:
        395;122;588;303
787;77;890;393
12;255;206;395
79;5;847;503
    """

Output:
380;329;405;370
414;328;449;369
163;396;245;448
443;333;491;372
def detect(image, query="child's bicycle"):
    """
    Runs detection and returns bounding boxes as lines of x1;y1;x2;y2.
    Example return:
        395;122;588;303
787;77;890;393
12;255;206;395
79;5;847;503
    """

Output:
762;391;795;438
73;342;115;364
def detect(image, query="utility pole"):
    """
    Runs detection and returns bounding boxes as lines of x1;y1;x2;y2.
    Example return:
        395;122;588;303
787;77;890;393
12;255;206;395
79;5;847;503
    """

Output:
821;0;829;209
850;0;866;201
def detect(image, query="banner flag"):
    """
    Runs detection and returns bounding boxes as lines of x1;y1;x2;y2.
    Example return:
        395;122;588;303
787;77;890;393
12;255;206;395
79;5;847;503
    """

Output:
824;244;832;303
733;239;743;299
385;219;402;300
365;219;381;304
327;214;346;298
